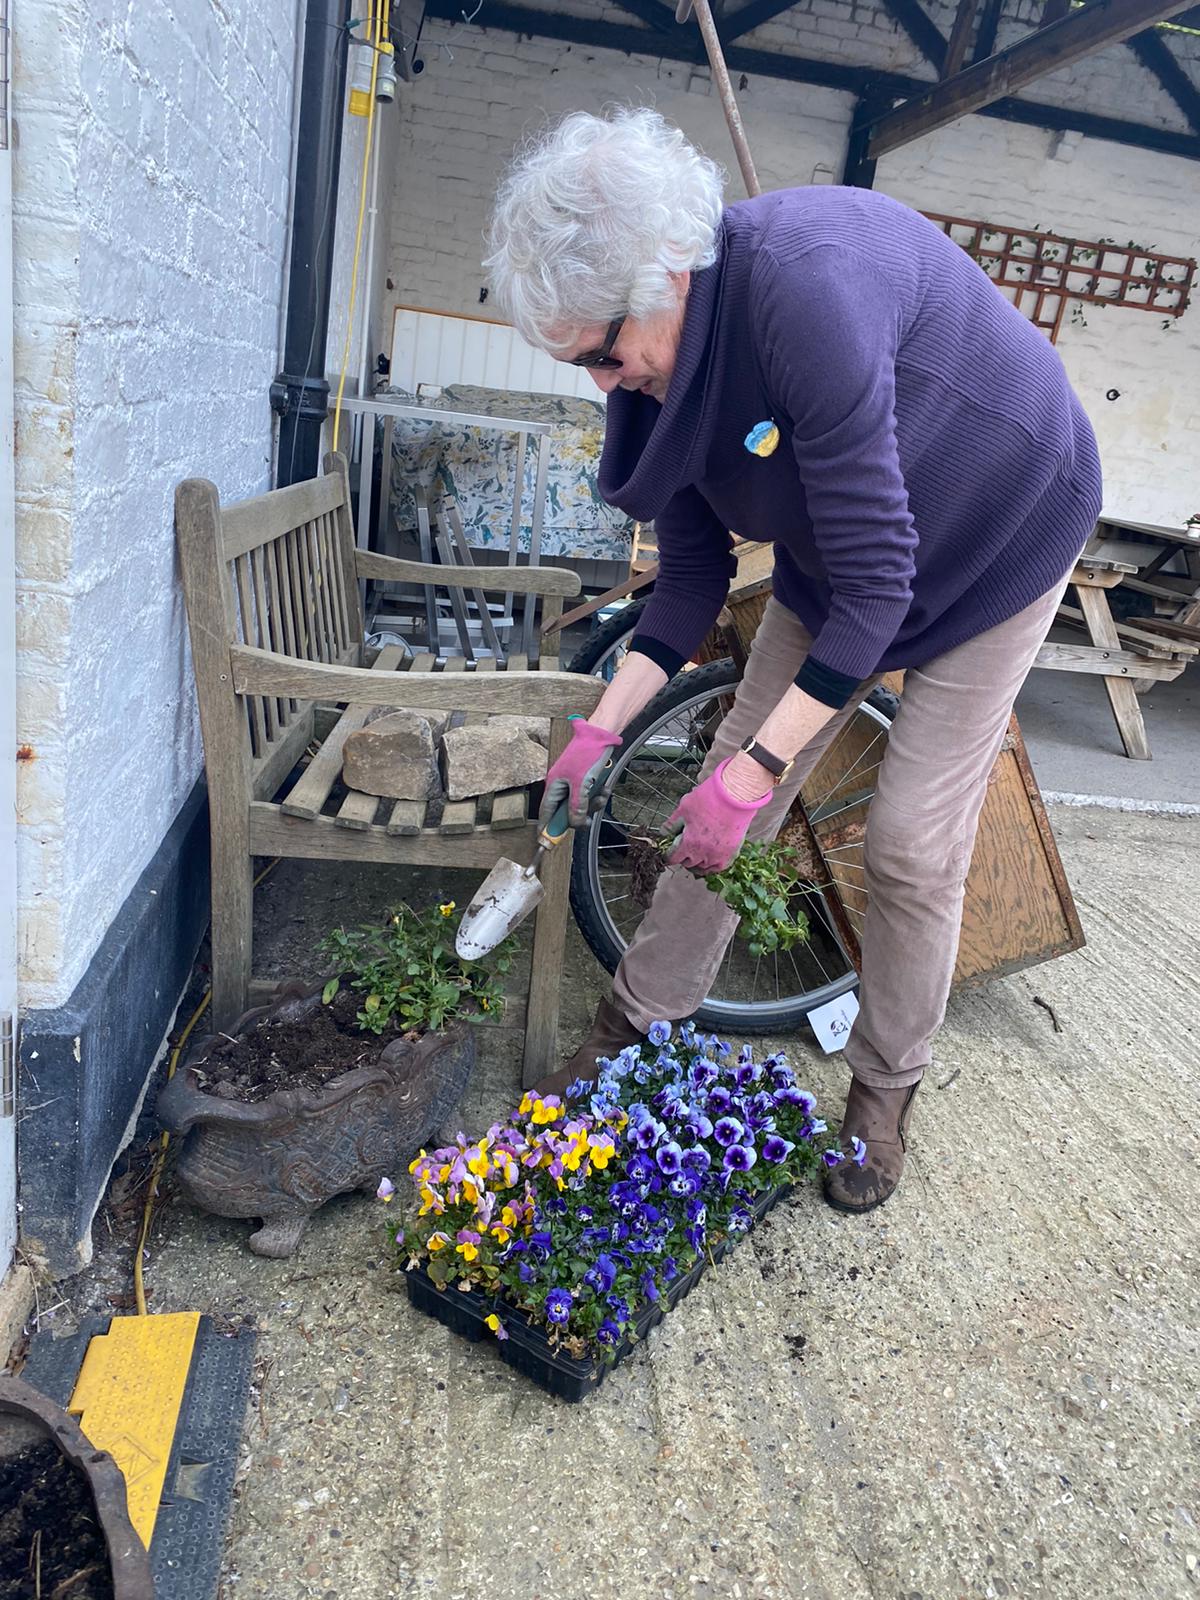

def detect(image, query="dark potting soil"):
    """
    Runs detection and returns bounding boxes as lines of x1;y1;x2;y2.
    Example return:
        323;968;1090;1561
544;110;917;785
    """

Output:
190;988;418;1104
0;1439;115;1599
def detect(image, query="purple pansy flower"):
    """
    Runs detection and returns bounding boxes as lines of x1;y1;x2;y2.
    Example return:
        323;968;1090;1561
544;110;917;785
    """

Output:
681;1146;711;1176
585;1254;617;1294
822;1148;844;1168
656;1140;683;1176
714;1116;745;1148
723;1143;757;1173
762;1134;796;1164
545;1288;573;1324
707;1087;733;1117
640;1270;660;1303
851;1136;868;1167
596;1318;622;1347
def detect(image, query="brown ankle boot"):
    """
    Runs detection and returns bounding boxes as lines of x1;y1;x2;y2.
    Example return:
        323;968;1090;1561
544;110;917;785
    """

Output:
533;997;645;1101
823;1076;919;1214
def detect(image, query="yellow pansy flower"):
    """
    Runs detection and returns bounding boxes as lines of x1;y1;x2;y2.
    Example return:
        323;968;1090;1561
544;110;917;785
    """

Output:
427;1232;449;1252
438;901;456;916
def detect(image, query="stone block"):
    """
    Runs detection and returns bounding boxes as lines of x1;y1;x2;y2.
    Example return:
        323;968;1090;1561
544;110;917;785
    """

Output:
440;721;549;801
343;711;441;801
484;713;552;748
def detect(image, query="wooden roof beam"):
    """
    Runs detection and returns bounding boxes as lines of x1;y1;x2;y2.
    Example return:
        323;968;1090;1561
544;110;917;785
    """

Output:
868;0;1198;157
1126;27;1200;134
943;0;983;76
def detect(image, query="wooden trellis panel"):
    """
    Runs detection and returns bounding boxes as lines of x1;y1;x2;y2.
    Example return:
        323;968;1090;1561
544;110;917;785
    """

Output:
926;211;1196;343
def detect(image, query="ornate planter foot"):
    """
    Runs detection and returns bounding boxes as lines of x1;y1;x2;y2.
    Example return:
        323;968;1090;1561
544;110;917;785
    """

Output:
249;1216;309;1258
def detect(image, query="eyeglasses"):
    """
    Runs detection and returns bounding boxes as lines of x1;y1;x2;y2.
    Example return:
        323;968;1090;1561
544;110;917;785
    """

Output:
569;318;625;369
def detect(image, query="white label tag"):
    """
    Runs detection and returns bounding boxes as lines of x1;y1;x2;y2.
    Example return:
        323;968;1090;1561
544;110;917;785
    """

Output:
806;991;860;1054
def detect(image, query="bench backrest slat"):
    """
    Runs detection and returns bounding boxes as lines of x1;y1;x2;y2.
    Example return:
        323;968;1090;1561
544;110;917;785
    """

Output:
177;455;364;785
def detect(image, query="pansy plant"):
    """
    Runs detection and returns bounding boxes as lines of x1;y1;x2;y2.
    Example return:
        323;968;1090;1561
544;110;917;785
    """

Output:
388;1025;861;1361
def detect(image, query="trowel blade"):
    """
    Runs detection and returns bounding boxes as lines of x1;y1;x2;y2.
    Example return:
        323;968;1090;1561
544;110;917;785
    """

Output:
455;857;545;960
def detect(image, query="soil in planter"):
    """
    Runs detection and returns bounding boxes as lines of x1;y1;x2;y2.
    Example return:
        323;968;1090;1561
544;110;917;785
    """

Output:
0;1439;116;1600
191;988;419;1104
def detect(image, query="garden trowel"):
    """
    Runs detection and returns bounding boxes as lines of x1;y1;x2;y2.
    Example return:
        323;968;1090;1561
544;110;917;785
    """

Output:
455;802;571;960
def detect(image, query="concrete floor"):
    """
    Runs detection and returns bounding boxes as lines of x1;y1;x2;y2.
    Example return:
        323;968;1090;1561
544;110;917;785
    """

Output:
44;804;1200;1600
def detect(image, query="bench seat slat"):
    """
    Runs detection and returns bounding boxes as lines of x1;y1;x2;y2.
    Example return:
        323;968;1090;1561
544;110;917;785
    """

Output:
279;644;405;820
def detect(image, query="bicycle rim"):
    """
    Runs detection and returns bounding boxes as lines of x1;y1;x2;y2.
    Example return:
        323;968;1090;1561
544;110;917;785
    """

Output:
573;664;896;1032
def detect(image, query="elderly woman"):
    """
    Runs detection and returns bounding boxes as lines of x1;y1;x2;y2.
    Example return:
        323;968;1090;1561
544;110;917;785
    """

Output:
485;109;1101;1213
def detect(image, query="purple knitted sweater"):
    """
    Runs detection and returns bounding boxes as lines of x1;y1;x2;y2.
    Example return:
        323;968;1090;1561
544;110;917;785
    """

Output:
599;187;1103;708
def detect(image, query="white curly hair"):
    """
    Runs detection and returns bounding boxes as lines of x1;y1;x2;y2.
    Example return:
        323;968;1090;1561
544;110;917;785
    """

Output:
484;107;726;353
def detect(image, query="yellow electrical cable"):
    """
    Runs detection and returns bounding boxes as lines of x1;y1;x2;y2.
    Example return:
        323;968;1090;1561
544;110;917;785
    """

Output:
134;858;280;1315
331;0;383;454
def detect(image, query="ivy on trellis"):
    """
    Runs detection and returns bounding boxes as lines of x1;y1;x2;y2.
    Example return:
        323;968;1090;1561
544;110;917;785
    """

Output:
924;212;1195;343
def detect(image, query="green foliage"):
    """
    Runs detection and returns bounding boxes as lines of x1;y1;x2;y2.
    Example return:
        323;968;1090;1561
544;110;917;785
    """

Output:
320;903;512;1035
705;840;812;959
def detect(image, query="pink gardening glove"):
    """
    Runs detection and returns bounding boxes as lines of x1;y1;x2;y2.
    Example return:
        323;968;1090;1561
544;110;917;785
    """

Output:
666;759;773;875
540;716;622;829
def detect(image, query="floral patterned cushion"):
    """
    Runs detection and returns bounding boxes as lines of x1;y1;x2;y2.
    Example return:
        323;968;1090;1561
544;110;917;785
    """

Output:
385;383;633;561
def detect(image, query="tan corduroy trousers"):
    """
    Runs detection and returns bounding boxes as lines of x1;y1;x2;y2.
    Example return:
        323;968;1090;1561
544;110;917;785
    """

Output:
612;582;1069;1088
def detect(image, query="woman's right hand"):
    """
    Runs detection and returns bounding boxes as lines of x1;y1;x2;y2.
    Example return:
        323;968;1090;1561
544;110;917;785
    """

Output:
539;717;623;829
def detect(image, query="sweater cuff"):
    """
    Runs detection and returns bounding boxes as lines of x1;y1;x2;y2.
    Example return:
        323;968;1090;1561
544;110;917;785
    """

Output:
629;634;687;680
794;655;862;711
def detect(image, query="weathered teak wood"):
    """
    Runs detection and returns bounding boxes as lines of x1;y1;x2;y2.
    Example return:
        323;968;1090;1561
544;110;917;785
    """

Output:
491;791;529;829
280;644;406;820
248;802;537;867
177;454;600;1081
356;548;580;596
230;645;602;715
176;478;257;1028
221;475;343;562
523;712;571;1089
868;0;1196;157
1035;641;1186;679
1074;581;1152;759
1056;603;1196;657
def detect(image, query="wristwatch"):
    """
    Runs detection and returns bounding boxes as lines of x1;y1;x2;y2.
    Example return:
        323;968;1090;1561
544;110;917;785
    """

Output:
739;735;795;785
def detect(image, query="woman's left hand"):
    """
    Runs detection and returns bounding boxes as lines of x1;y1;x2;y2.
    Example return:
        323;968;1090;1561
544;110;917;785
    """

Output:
666;759;773;875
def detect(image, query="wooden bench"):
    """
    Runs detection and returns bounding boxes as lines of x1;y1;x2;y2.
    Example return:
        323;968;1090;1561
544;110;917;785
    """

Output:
176;452;603;1086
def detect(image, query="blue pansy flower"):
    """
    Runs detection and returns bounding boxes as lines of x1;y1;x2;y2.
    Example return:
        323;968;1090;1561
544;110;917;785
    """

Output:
714;1116;745;1148
647;1020;672;1047
545;1288;573;1324
723;1143;757;1172
596;1318;622;1347
585;1254;617;1294
656;1140;683;1176
851;1136;868;1167
762;1134;796;1163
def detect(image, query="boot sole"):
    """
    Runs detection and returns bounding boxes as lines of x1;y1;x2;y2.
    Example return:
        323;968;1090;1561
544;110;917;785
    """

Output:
821;1180;895;1216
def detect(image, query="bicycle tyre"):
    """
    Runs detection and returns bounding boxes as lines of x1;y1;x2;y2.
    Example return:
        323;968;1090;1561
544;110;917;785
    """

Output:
565;597;650;680
569;658;899;1034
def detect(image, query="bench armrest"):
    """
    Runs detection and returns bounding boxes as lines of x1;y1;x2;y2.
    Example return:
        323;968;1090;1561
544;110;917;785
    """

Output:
355;549;581;598
229;645;605;715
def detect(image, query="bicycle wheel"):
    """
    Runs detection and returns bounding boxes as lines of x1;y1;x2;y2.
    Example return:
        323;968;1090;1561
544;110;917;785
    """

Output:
569;658;899;1034
566;597;650;681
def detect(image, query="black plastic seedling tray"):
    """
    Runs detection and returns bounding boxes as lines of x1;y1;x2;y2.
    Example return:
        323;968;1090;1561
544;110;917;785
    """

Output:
406;1184;790;1401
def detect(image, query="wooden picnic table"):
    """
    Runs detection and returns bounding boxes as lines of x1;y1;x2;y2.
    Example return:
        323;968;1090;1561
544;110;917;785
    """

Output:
1033;517;1200;760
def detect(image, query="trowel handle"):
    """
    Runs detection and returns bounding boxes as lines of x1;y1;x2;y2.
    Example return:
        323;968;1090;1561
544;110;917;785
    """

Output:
537;800;572;850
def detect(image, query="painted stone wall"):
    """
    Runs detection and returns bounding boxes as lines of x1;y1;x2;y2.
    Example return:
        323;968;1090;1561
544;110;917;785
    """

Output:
13;0;300;1007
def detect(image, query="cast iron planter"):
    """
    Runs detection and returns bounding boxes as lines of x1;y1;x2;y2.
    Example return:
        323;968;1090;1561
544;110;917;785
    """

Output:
0;1372;155;1599
404;1185;790;1401
157;986;476;1258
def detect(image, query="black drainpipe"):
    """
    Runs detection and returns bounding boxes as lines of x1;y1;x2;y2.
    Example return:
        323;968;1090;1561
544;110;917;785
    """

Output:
271;0;352;487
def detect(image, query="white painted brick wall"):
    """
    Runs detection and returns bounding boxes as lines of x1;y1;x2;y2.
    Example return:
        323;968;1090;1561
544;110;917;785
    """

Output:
381;13;1200;536
13;0;300;1007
